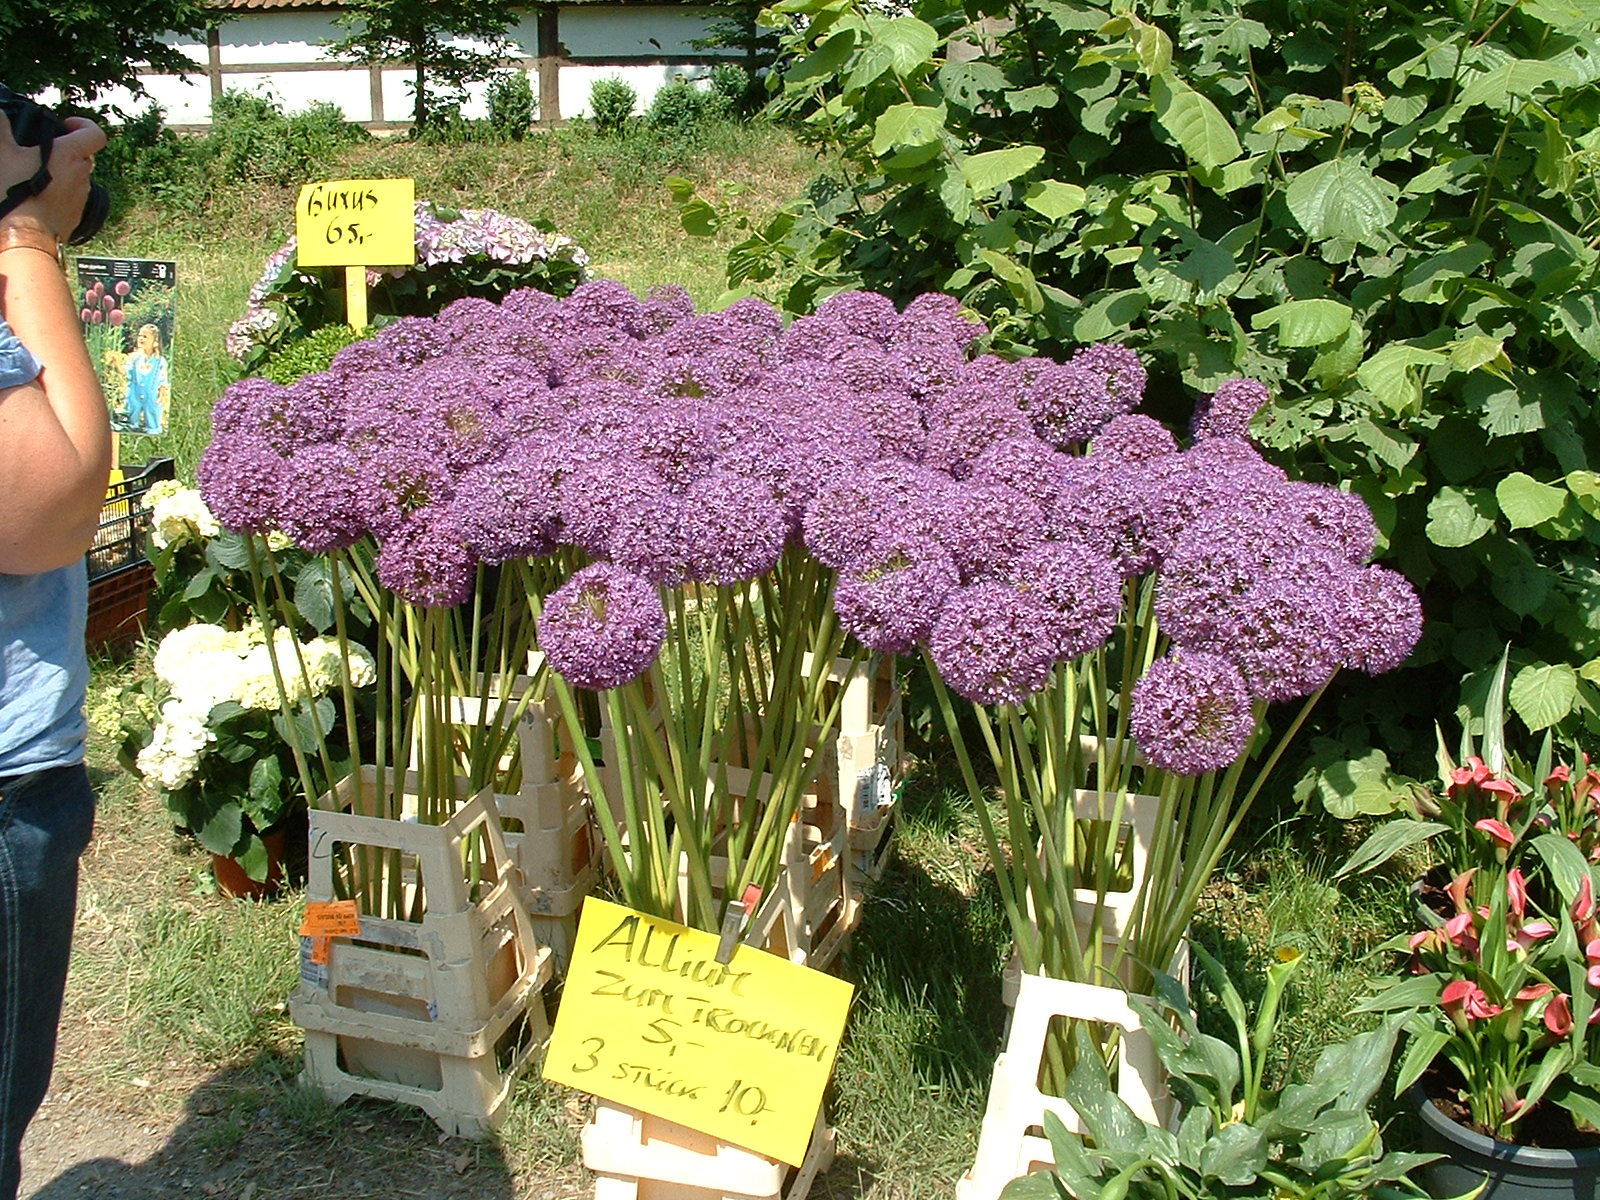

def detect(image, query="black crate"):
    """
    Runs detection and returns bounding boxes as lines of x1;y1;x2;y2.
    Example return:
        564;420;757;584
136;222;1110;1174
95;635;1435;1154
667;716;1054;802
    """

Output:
87;458;175;583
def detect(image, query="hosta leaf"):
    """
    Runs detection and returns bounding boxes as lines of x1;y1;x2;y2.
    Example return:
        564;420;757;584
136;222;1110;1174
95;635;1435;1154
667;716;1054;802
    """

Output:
1509;664;1578;731
1249;298;1352;347
1425;486;1496;547
871;103;947;154
1286;157;1399;242
1150;73;1241;169
1497;472;1568;529
961;145;1046;195
1023;180;1087;220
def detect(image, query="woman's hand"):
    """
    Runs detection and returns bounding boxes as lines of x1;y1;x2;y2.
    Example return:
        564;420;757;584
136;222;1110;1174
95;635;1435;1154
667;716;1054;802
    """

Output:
0;114;106;244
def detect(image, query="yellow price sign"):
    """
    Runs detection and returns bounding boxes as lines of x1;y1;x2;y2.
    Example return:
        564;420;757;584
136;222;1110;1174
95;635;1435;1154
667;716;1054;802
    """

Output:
544;898;854;1166
294;178;416;267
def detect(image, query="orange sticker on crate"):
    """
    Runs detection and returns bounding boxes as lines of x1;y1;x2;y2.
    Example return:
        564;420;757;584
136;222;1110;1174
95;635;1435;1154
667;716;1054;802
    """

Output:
300;899;362;939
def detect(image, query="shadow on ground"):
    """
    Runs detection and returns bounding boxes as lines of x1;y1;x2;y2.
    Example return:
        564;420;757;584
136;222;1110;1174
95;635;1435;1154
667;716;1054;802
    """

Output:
26;1050;524;1200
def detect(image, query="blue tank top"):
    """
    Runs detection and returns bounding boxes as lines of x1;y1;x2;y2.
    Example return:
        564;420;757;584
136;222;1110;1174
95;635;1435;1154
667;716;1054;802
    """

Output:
0;315;88;774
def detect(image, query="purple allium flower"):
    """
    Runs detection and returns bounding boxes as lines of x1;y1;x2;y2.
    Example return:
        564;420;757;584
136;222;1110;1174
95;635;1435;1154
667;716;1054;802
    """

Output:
539;562;667;690
1020;360;1126;449
1154;502;1287;650
1073;344;1146;410
352;440;458;540
626;285;696;338
803;460;951;570
1191;377;1270;441
1329;565;1423;675
720;296;785;339
374;511;476;608
931;481;1045;582
681;470;790;584
1226;559;1344;703
893;292;986;352
834;539;960;654
785;291;899;357
276;443;369;552
922;394;1034;478
1130;651;1256;776
1047;458;1190;579
559;279;644;331
209;377;293;438
371;315;448;366
197;434;286;534
447;452;562;563
608;488;691;586
500;286;562;321
1005;541;1121;661
929;582;1064;705
1273;482;1380;564
969;435;1073;508
1090;414;1179;463
556;455;666;559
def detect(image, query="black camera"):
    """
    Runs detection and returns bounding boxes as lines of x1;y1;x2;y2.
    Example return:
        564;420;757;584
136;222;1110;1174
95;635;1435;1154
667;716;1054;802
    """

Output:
0;83;109;245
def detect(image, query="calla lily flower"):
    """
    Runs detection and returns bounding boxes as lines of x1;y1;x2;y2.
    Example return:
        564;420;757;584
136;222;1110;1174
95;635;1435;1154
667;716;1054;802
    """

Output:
1443;979;1503;1020
1475;818;1516;848
1544;991;1574;1036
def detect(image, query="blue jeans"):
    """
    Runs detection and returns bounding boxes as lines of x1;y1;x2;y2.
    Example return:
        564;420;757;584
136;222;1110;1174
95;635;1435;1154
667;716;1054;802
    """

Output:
0;764;95;1200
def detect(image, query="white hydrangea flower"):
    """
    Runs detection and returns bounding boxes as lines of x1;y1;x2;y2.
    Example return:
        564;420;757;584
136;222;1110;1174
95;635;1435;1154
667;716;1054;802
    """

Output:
153;624;236;685
344;644;378;689
147;485;221;550
236;628;309;709
136;698;215;792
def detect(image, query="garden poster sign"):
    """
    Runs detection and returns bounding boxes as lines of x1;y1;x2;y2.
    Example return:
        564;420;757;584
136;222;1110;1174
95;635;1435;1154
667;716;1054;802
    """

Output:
545;898;854;1166
77;257;177;438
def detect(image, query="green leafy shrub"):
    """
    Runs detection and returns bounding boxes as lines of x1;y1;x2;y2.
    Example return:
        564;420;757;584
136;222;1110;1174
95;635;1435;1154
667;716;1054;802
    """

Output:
589;77;637;134
96;102;199;211
488;68;535;139
698;0;1600;779
710;62;761;116
259;323;370;385
204;90;367;188
647;77;724;133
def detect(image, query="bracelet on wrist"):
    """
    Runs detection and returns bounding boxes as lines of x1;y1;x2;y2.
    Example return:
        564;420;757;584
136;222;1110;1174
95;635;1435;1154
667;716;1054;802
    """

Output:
0;225;62;263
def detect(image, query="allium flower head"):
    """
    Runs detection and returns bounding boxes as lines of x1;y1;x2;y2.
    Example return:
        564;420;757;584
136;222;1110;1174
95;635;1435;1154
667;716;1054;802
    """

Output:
197;433;286;534
277;443;370;553
1327;565;1423;675
930;481;1045;583
834;538;960;654
893;292;986;352
374;511;476;608
803;459;951;570
1005;541;1121;661
922;393;1034;479
681;470;790;584
929;582;1064;705
1226;558;1344;703
1130;651;1256;775
969;435;1071;507
1090;414;1179;463
1191;377;1270;441
539;562;667;690
447;452;562;563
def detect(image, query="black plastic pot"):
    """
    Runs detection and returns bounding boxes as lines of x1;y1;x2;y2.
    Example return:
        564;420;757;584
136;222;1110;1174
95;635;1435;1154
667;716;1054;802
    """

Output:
1413;1086;1600;1200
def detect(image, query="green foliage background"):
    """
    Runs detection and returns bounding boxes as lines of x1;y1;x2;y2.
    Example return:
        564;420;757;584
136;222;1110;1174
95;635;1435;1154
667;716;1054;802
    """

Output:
686;0;1600;789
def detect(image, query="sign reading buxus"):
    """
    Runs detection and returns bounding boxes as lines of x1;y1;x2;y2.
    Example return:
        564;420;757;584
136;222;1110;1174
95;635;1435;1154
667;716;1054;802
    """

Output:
544;898;854;1166
294;178;416;267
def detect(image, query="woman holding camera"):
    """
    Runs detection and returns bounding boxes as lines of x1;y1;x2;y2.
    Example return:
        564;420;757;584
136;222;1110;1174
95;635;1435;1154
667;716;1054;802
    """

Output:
0;101;110;1199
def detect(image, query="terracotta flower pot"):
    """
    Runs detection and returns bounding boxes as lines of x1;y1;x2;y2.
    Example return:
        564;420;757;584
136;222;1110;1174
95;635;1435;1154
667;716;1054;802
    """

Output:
212;826;288;900
1413;1085;1600;1200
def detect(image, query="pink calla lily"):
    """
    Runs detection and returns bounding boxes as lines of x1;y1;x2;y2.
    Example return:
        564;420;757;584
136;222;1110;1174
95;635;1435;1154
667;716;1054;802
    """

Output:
1443;979;1502;1020
1475;818;1516;848
1545;992;1575;1036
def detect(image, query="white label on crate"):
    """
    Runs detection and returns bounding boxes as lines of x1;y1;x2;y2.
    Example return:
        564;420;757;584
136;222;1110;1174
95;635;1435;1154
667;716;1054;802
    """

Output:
298;937;330;990
854;763;892;818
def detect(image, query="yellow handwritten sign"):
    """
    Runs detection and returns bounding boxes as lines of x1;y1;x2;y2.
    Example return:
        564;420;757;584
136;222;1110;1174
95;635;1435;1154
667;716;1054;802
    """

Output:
544;898;854;1166
294;178;416;267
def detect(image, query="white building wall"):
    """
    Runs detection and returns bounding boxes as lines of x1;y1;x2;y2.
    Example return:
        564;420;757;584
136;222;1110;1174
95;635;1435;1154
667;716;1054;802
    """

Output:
86;4;733;129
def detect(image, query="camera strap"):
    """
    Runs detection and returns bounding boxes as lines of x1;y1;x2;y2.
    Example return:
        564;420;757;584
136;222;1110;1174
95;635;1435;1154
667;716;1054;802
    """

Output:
0;131;54;224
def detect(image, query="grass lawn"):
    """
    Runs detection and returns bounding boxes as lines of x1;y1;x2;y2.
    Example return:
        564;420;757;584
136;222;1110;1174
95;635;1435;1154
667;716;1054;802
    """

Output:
38;117;1419;1197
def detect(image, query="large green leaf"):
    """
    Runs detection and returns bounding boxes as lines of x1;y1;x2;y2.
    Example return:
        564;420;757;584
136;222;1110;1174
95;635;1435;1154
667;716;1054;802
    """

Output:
1425;486;1496;547
1285;157;1399;242
1457;58;1577;112
961;145;1045;196
1023;180;1087;220
1509;663;1578;731
1199;1122;1268;1186
1249;298;1352;347
1336;819;1447;876
1568;471;1600;520
1073;289;1147;342
1150;73;1241;169
870;103;947;154
1356;343;1447;415
1497;472;1568;530
194;800;245;855
294;556;337;632
866;15;939;77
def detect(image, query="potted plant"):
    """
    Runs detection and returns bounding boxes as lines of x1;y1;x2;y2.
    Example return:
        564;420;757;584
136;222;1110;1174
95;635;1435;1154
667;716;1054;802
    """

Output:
117;621;377;892
998;946;1440;1200
1354;742;1600;1197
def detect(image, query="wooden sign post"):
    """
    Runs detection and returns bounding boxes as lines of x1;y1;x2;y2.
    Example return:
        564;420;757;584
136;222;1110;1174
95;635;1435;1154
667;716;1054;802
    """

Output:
544;898;855;1167
294;178;417;330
